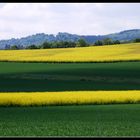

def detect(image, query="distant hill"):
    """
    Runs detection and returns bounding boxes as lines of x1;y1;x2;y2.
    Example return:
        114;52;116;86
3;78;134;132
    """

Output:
0;29;140;49
81;29;140;44
106;29;140;41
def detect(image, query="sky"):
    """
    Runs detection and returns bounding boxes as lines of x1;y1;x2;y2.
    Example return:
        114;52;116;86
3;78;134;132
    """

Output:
0;3;140;40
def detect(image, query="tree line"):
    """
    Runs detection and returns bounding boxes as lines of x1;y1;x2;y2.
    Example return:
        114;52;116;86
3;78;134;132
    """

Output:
7;39;89;50
6;38;140;50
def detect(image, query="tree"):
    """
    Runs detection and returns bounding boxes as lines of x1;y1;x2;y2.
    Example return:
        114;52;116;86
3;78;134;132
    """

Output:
54;41;64;48
60;41;76;48
133;38;140;43
26;45;38;49
102;38;113;45
63;41;70;48
10;45;19;50
76;39;88;47
67;41;76;48
48;41;76;48
40;42;51;49
50;41;58;48
94;40;103;46
113;40;120;44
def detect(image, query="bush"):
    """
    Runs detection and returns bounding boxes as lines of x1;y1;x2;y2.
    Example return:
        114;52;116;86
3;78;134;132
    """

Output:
94;40;103;46
113;40;120;44
102;38;113;45
76;39;89;47
133;38;140;43
10;45;19;50
40;42;51;49
26;45;38;49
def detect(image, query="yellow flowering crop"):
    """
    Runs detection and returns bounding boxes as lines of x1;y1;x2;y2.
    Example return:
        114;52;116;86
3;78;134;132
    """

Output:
0;43;140;62
0;91;140;106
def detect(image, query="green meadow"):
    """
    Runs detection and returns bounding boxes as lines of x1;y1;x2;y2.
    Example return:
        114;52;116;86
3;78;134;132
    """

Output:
0;104;140;136
0;62;140;92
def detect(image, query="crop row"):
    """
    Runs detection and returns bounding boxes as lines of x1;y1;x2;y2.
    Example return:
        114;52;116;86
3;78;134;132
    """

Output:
0;43;140;62
0;91;140;106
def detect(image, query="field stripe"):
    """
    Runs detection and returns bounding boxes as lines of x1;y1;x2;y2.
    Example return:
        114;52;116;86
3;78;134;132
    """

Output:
0;43;140;63
0;91;140;106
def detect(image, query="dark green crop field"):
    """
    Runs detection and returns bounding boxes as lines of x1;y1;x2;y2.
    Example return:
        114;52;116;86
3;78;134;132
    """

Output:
0;61;140;136
0;62;140;92
0;104;140;136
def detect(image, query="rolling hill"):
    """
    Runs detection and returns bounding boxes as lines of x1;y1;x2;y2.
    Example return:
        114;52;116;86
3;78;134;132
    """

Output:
0;42;140;63
0;29;140;49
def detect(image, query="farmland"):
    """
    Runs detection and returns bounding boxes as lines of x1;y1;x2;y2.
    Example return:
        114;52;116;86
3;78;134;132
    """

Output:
0;104;140;136
0;43;140;63
0;43;140;136
0;62;140;92
0;91;140;106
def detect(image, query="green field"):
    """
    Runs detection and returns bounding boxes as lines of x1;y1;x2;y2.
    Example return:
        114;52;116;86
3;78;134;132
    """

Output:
0;104;140;136
0;62;140;92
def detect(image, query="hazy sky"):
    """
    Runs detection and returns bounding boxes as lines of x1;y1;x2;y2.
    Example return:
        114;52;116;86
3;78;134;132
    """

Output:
0;3;140;39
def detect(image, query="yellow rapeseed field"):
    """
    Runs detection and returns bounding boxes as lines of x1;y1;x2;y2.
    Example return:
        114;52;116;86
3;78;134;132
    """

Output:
0;91;140;106
0;43;140;62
